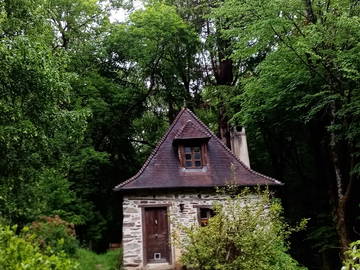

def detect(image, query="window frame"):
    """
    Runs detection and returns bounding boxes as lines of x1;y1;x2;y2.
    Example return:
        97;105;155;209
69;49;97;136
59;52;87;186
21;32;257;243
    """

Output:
178;143;207;169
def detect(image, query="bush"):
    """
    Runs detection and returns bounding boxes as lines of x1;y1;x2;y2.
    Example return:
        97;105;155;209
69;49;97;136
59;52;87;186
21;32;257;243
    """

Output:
176;188;307;270
76;248;122;270
0;225;78;270
25;215;79;256
343;240;360;270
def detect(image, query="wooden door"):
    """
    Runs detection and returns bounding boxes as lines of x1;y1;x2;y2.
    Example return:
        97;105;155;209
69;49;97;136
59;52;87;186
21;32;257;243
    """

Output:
144;207;170;264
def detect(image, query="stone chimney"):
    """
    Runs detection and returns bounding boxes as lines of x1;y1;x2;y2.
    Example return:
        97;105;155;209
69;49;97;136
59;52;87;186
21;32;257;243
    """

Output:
230;126;250;168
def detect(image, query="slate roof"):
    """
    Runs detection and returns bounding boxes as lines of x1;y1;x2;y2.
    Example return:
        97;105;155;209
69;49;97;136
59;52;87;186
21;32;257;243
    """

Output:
114;108;282;191
174;120;210;140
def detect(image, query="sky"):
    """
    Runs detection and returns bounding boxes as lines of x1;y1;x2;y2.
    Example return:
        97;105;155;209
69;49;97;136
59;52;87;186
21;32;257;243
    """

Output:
109;1;144;23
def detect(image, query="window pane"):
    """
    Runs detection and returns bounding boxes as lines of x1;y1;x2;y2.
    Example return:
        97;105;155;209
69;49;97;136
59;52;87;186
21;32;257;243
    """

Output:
195;161;201;167
185;154;192;160
185;161;192;167
194;152;201;159
200;208;208;218
184;146;191;153
193;146;200;152
199;208;215;227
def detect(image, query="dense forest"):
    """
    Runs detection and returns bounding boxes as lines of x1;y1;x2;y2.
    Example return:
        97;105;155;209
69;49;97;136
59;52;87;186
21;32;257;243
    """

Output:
0;0;359;269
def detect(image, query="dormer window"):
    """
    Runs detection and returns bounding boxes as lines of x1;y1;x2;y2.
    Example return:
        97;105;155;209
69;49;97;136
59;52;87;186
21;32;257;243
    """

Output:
173;119;210;169
178;144;207;169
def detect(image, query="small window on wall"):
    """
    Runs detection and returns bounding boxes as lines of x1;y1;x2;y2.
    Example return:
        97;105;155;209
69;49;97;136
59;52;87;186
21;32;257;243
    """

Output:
183;145;203;168
198;208;215;227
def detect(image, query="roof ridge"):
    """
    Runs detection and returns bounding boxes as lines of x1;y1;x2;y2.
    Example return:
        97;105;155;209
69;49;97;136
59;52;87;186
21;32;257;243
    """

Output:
185;109;282;185
113;108;188;191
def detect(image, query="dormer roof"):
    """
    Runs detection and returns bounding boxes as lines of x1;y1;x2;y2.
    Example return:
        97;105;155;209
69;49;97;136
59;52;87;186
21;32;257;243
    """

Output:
114;108;282;191
174;120;211;140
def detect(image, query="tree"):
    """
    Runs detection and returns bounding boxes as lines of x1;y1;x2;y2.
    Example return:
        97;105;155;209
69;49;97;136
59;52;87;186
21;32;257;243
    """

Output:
0;0;89;224
47;0;112;50
212;0;360;259
158;0;244;145
106;3;200;122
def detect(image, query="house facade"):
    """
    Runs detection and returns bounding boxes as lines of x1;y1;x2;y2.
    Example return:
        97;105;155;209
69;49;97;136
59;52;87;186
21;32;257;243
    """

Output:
114;108;282;270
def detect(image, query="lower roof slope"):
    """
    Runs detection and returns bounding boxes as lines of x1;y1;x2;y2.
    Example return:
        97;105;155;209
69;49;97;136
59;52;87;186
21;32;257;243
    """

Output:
114;108;282;191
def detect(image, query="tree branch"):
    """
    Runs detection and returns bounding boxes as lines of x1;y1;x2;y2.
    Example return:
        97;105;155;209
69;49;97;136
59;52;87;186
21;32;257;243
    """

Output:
269;24;326;81
129;139;155;148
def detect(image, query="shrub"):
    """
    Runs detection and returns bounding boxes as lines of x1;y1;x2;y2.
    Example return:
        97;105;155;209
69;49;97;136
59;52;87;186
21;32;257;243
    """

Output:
176;188;308;270
343;240;360;270
0;225;78;270
25;215;79;256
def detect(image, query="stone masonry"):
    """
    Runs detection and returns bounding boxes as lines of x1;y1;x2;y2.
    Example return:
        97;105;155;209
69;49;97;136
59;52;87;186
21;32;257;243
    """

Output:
122;190;231;270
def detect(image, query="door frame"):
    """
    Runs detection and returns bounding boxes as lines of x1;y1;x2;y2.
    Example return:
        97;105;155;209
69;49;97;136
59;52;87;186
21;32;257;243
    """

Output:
140;204;172;266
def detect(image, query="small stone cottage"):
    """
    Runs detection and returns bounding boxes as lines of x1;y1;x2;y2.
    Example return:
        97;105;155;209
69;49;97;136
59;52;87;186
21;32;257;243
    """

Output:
114;108;282;270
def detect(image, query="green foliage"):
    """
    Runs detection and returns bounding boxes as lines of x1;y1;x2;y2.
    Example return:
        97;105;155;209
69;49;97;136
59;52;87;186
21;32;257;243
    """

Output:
106;2;200;117
24;216;79;256
47;0;110;49
132;111;169;161
213;0;360;167
0;225;78;270
68;146;111;245
201;85;242;127
177;188;307;270
0;4;89;223
67;71;141;248
212;0;360;259
343;240;360;270
1;0;358;266
76;248;122;270
305;214;338;253
0;0;125;249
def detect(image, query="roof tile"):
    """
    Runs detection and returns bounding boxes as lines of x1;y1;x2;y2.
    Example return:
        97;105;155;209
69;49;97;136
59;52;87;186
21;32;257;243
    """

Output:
114;108;282;191
175;120;210;140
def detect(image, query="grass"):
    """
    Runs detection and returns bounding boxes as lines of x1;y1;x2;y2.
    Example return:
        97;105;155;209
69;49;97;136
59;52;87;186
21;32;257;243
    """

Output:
75;248;122;270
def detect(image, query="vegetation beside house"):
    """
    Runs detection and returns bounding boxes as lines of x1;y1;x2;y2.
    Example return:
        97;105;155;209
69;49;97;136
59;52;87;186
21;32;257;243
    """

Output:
0;224;78;270
342;241;360;270
177;188;308;270
76;248;122;270
0;218;122;270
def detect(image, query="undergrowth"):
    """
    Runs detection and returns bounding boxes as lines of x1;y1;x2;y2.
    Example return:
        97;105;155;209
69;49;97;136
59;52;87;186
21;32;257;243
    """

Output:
76;248;122;270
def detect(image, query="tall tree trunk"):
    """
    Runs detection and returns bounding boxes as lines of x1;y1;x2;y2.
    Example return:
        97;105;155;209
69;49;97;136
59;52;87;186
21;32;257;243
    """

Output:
168;98;176;123
218;106;230;147
303;0;317;23
336;197;350;253
214;38;233;148
329;101;350;254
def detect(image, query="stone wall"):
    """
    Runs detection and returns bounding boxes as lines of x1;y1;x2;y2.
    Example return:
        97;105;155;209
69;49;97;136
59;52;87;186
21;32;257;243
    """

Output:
122;191;229;270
